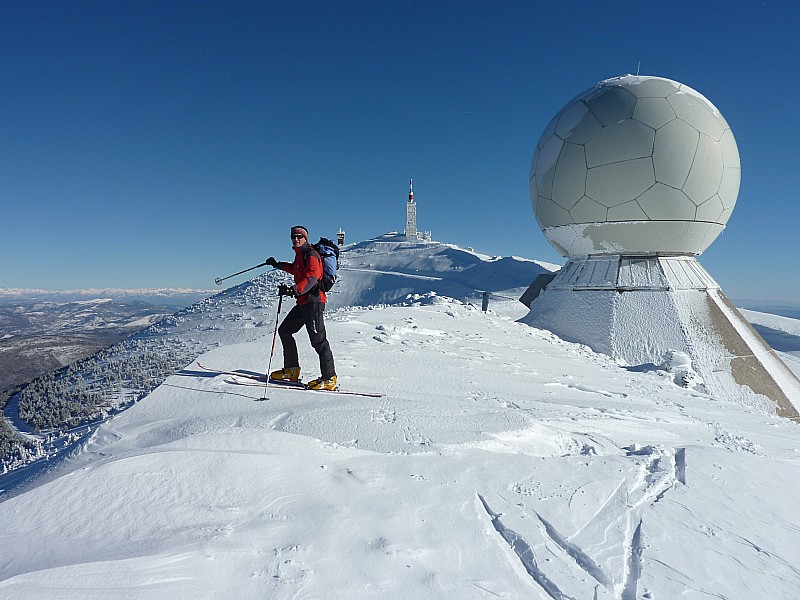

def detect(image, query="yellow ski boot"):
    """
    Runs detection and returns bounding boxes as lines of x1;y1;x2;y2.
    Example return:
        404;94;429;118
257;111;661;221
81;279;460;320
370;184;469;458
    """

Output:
269;367;301;382
306;375;338;391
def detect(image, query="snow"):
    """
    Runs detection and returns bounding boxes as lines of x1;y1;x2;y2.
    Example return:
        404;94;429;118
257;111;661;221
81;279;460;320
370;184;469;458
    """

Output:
1;234;800;599
123;314;167;328
742;308;800;380
741;308;800;337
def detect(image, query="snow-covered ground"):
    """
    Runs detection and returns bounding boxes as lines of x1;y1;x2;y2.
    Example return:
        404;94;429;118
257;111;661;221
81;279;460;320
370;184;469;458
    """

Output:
741;308;800;379
1;235;799;599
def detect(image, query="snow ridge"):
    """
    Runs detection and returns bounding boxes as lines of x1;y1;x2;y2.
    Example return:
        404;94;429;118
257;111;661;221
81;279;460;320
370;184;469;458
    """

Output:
1;233;800;599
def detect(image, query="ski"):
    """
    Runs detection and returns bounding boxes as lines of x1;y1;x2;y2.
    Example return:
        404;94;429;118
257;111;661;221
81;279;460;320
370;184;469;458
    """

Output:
197;361;385;397
196;361;269;381
225;375;385;398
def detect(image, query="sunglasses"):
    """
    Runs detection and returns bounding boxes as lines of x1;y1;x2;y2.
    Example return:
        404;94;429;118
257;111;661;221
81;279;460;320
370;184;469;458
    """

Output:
291;234;305;239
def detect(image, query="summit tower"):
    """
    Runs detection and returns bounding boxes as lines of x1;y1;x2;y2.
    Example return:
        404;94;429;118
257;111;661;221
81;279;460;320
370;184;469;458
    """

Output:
405;178;417;238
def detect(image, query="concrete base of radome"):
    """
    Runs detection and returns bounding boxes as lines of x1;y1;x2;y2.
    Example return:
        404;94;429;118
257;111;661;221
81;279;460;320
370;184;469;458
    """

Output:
521;256;800;419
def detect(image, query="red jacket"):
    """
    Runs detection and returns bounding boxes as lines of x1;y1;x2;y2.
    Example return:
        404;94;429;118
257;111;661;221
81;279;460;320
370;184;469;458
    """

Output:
278;244;327;304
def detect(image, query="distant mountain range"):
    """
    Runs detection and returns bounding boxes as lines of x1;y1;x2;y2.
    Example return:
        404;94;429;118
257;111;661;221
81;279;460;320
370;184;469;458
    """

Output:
0;289;214;396
0;287;215;306
733;301;800;321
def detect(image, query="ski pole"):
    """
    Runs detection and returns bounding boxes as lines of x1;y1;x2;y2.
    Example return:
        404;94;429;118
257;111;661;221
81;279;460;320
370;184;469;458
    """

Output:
214;260;271;286
262;292;284;400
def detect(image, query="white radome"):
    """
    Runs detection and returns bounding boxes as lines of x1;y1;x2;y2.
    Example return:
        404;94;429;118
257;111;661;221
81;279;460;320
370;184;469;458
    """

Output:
530;75;740;257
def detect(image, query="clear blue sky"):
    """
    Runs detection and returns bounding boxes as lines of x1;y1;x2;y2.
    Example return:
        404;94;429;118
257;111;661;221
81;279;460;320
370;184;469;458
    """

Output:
1;1;798;304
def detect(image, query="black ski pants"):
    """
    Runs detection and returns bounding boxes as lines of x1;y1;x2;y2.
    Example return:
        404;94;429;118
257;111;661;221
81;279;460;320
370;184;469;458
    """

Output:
279;301;336;379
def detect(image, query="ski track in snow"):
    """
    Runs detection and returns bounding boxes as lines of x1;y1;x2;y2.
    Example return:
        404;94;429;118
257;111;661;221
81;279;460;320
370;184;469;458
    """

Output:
478;494;577;600
487;444;686;599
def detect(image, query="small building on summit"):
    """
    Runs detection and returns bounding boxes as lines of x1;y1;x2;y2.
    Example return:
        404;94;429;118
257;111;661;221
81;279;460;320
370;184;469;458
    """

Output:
404;179;431;241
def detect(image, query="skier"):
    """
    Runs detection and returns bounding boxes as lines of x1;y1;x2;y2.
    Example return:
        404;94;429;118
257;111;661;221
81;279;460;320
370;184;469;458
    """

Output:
266;225;337;390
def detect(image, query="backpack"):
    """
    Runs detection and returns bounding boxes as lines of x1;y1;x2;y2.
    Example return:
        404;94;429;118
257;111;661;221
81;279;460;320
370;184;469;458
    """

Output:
313;237;339;292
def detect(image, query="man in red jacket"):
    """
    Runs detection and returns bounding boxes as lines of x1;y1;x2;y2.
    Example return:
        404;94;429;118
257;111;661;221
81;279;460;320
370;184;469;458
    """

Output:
266;225;337;390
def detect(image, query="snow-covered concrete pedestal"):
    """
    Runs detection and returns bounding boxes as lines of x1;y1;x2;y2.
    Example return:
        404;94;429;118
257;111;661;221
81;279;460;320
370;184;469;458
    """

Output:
523;256;800;418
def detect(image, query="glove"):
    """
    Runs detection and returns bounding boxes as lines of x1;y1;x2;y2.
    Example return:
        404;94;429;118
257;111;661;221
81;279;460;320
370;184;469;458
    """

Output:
278;283;295;297
266;257;278;268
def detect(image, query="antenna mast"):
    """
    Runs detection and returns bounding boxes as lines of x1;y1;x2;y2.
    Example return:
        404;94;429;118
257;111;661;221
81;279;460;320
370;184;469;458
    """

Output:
405;178;417;238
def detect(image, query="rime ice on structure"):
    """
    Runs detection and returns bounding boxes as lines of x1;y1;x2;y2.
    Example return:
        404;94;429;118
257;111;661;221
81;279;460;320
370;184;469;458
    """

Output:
522;75;800;418
404;179;431;241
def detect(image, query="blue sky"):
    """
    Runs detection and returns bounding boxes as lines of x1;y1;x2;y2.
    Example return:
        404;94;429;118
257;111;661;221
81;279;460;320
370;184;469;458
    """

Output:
1;1;798;305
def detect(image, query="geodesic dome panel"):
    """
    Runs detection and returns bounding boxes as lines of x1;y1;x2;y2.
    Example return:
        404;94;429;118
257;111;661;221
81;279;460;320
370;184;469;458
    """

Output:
530;75;740;257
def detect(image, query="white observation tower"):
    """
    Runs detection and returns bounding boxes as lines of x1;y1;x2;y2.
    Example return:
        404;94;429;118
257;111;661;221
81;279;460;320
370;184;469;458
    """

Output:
405;178;417;238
